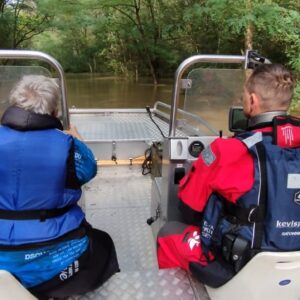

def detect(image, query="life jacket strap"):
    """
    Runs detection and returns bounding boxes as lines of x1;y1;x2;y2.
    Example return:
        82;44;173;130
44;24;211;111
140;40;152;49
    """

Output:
224;203;264;224
0;205;75;222
252;142;267;249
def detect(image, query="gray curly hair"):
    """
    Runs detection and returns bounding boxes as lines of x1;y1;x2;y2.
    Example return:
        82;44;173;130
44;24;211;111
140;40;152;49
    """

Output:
9;75;60;115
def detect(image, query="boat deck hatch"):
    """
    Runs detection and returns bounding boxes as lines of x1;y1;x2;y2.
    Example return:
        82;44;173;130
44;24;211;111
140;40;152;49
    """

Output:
70;112;174;142
69;110;187;161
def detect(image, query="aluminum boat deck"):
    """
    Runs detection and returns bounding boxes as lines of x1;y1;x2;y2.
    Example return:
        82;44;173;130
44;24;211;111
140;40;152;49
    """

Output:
66;110;210;299
70;109;171;141
69;108;186;161
68;164;209;300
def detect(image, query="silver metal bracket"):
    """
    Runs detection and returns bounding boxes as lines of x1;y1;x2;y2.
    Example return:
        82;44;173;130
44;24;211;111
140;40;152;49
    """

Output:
111;141;117;163
180;79;192;89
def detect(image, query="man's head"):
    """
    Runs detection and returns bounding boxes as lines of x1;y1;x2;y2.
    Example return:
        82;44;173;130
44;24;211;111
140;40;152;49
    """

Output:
243;64;295;118
9;75;60;116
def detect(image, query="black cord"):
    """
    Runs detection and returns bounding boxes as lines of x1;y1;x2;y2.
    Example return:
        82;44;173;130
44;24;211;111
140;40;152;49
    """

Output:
146;106;166;138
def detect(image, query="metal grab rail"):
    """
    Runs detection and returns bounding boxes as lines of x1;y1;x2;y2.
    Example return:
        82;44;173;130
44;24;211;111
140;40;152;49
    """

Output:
169;54;246;137
0;50;70;128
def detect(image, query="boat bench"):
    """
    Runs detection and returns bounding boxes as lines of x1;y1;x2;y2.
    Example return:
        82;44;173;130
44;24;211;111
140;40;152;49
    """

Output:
0;270;37;299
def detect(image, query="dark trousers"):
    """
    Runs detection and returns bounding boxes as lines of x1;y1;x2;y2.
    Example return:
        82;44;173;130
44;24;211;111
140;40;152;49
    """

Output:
29;228;120;299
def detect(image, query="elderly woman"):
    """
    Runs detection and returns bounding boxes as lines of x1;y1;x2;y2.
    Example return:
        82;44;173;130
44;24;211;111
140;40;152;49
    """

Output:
0;75;119;299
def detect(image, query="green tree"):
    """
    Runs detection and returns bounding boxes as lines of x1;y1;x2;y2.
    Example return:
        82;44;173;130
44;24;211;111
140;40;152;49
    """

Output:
93;0;173;84
204;0;300;63
34;0;108;73
0;0;51;49
26;0;300;91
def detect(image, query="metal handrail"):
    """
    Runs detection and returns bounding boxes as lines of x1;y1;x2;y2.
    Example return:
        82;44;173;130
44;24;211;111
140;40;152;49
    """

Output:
169;54;246;137
0;50;70;128
153;101;171;120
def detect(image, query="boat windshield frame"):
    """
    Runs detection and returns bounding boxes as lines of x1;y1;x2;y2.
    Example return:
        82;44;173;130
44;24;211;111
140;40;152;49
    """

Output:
169;54;247;137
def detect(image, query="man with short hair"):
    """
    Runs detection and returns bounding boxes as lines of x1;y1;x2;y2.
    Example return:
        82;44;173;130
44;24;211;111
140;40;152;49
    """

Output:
157;64;300;287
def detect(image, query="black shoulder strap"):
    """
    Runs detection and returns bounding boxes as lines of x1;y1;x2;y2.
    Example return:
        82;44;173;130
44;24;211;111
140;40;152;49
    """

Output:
65;138;81;189
252;141;267;249
222;140;267;250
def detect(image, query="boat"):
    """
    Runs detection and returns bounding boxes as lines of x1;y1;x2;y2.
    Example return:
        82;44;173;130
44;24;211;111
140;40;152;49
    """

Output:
0;49;298;300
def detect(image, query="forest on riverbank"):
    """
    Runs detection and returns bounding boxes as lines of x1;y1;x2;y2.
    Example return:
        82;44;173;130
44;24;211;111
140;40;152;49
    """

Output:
1;1;300;80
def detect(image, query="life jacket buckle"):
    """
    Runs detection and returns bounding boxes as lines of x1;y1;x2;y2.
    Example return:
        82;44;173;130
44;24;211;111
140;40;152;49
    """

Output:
222;234;250;273
39;210;47;222
248;207;258;223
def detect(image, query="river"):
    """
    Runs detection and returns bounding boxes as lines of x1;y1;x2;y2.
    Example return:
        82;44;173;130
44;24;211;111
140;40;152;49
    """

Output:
0;71;243;134
66;73;237;131
66;74;174;109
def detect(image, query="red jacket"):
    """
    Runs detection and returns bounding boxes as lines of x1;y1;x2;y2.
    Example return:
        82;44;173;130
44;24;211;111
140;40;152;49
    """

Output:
179;136;254;211
179;127;273;212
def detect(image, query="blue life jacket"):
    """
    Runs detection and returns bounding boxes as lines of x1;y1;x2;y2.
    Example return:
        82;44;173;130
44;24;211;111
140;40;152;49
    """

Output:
0;106;85;245
201;116;300;254
0;235;89;288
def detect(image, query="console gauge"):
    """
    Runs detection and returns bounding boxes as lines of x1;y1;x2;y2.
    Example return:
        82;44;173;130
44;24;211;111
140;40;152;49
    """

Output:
189;141;204;158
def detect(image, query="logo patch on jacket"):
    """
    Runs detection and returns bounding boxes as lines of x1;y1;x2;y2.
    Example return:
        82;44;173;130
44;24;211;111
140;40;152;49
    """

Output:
187;231;200;250
59;260;79;281
294;191;300;205
201;146;216;166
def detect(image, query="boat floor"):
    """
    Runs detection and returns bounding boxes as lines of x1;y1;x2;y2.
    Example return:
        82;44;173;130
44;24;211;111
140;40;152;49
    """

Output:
71;112;173;141
67;165;210;300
